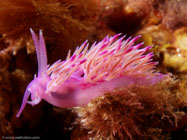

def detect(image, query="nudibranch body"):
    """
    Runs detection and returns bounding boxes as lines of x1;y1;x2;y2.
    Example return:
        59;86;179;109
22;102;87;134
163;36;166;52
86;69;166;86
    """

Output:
17;29;165;117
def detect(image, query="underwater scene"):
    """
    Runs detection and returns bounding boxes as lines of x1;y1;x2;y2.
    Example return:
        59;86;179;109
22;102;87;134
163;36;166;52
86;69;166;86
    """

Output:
0;0;186;140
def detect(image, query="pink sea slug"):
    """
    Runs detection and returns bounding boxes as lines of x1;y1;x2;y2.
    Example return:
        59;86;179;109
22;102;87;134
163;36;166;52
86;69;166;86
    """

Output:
16;29;165;117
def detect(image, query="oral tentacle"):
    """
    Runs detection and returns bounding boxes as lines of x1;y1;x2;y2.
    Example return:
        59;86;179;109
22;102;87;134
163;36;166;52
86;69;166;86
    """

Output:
16;89;31;117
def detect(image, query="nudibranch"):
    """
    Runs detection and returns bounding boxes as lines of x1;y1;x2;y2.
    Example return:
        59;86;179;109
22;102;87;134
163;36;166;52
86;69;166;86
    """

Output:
16;29;165;117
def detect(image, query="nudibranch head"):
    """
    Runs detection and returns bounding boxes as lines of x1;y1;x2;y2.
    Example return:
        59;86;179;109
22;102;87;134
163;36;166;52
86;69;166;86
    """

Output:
16;29;50;117
17;29;163;117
